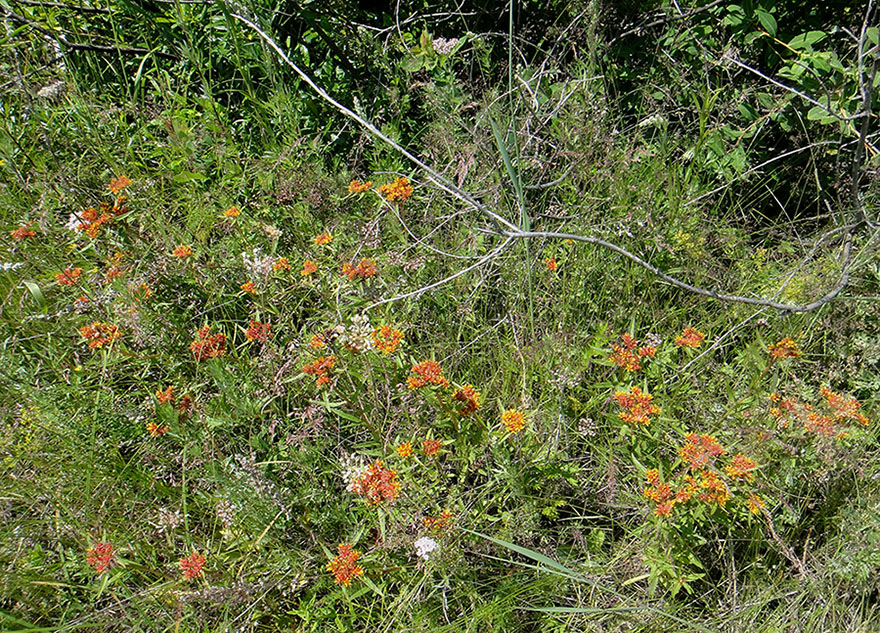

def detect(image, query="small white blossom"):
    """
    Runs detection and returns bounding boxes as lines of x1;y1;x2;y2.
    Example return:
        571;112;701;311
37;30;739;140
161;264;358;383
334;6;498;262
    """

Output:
414;536;439;560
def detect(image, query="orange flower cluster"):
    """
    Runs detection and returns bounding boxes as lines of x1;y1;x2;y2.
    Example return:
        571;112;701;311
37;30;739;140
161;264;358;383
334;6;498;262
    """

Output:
245;320;272;343
747;494;765;515
768;337;801;359
56;267;82;286
819;387;869;426
309;333;326;349
377;176;414;203
348;180;372;193
156;385;175;404
452;384;481;416
341;258;377;281
172;245;193;258
696;470;730;506
422;438;442;456
643;469;675;517
76;196;129;238
190;326;226;361
396;441;414;458
614;386;661;425
502;409;526;434
132;282;152;302
314;232;333;246
86;542;115;573
675;327;705;348
371;326;404;354
146;421;170;437
10;223;37;240
724;453;758;481
423;510;453;532
406;360;449;389
273;257;291;271
303;356;336;387
79;322;120;349
154;385;193;416
349;460;401;505
327;544;363;586
180;552;206;580
679;433;725;470
545;257;558;271
301;260;318;276
222;206;241;218
108;175;132;195
609;333;655;372
240;281;257;294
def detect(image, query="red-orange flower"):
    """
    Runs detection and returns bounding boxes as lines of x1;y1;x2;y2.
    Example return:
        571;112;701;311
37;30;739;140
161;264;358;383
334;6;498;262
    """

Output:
86;542;115;573
423;510;453;532
675;327;705;348
240;281;257;294
820;386;869;426
614;386;661;425
190;326;226;361
545;257;558;271
10;223;37;240
609;333;653;372
724;453;758;481
79;322;120;349
222;206;241;218
180;552;206;580
245;320;272;343
396;441;414;458
348;180;372;194
146;422;170;437
273;257;291;271
349;460;401;505
406;360;449;389
301;260;318;277
108;175;132;195
156;385;175;404
172;245;193;259
371;326;404;354
377;177;414;203
452;384;481;416
422;438;443;457
314;232;333;246
327;544;363;586
56;267;83;286
302;356;336;386
679;433;725;471
341;258;377;281
768;337;801;359
501;409;526;434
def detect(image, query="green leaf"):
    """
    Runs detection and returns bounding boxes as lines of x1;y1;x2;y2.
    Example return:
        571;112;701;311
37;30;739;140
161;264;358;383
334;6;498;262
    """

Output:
788;30;826;51
755;9;777;36
22;280;46;313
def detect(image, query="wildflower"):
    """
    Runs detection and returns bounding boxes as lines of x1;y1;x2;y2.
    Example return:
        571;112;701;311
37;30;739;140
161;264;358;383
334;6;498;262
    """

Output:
820;386;869;426
348;180;372;194
679;433;725;471
156;385;175;404
724;454;758;481
172;245;193;259
377;177;414;203
396;441;414;459
56;267;83;286
422;438;442;457
675;327;705;348
301;260;318;277
768;337;801;359
423;510;453;532
747;494;765;515
309;333;326;349
339;314;374;352
414;536;439;561
222;206;241;218
407;360;449;389
501;409;526;434
132;282;152;301
341;258;377;281
655;502;674;517
146;422;170;437
349;459;401;505
176;395;194;416
273;257;291;271
452;384;481;416
614;386;661;425
108;176;132;195
302;356;336;386
609;333;653;372
327;544;363;586
10;224;37;240
314;232;333;246
697;470;730;506
180;552;206;580
262;224;282;239
86;542;115;574
371;326;404;354
190;326;226;361
545;257;558;271
79;322;120;349
245;320;272;343
804;411;837;437
240;281;257;294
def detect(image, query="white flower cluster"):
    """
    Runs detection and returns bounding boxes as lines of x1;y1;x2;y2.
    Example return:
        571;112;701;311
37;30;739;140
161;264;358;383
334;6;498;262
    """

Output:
241;248;275;283
340;453;367;493
414;536;439;561
0;262;24;271
338;313;374;353
432;37;459;56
